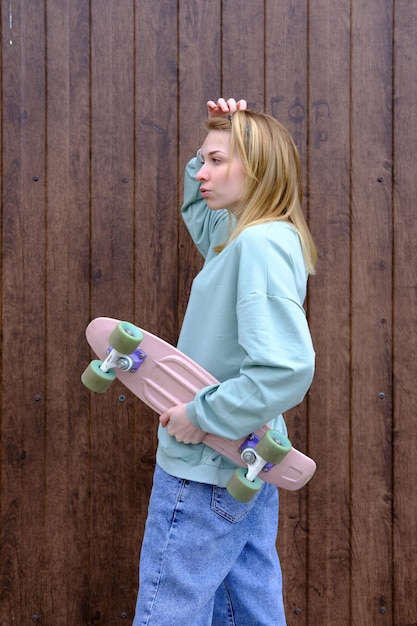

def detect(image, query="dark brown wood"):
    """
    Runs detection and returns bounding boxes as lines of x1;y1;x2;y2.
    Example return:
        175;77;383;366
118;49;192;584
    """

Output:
392;2;417;625
305;1;352;624
350;0;394;623
222;0;265;106
1;0;47;623
264;1;311;621
1;1;417;624
88;1;139;622
134;2;179;343
177;0;221;328
43;1;92;622
132;1;183;622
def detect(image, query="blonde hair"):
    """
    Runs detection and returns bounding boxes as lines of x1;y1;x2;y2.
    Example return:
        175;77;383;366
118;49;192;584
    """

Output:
205;111;317;274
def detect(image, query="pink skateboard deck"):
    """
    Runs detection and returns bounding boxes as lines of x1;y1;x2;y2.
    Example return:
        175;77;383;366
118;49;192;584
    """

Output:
83;317;316;492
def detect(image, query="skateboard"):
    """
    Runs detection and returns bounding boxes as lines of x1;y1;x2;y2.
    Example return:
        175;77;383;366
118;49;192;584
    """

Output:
82;317;316;501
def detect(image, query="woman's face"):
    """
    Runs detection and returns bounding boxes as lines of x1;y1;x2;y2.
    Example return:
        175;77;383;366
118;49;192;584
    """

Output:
196;131;246;213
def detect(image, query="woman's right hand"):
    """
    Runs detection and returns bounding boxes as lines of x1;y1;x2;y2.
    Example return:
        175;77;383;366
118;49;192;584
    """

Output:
207;98;247;118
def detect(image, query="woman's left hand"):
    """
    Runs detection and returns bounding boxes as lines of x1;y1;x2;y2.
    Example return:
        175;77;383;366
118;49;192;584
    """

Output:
159;404;206;444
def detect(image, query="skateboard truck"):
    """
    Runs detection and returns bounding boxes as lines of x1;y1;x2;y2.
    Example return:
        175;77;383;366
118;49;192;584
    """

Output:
81;321;147;394
239;433;274;481
100;345;146;374
227;429;292;501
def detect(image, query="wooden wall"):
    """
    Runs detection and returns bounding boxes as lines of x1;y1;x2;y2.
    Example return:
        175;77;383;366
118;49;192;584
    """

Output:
1;1;416;624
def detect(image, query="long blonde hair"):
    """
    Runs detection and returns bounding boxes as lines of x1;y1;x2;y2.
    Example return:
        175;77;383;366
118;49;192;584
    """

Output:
206;111;317;274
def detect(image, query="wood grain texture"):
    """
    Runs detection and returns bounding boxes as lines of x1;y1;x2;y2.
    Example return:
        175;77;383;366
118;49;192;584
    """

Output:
133;6;181;618
177;0;221;329
350;0;394;623
264;1;310;621
305;1;352;623
1;0;47;622
88;1;139;622
134;0;179;343
392;2;417;625
44;1;92;622
1;0;416;624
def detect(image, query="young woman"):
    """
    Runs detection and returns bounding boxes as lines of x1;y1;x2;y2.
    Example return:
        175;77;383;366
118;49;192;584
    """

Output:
133;98;317;626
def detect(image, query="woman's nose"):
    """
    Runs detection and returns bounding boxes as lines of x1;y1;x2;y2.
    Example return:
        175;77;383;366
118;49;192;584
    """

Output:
196;164;208;181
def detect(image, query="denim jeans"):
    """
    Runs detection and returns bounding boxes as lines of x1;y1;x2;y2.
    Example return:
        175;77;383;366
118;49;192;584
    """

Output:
133;465;286;626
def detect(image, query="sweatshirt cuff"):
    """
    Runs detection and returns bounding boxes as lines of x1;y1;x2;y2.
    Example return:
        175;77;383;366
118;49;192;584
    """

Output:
185;401;199;428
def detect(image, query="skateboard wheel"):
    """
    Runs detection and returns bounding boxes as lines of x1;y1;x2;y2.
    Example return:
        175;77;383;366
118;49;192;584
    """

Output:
109;321;143;354
81;360;116;393
256;430;292;465
226;468;263;502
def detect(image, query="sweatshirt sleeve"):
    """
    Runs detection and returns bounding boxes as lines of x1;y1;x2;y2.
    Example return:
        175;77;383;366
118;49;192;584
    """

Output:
181;156;232;258
185;226;315;439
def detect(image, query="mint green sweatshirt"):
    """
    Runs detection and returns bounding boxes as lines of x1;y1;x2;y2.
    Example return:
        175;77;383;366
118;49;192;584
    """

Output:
156;156;315;487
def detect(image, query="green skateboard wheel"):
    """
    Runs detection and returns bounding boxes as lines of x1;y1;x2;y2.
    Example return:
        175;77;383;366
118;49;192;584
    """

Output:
256;430;292;465
81;360;116;393
226;467;263;502
109;321;143;354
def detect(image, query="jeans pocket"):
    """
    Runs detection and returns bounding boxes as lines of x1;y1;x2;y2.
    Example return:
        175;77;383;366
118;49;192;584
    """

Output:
210;484;261;523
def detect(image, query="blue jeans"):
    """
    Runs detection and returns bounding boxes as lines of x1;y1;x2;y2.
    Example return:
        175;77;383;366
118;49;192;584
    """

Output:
133;465;286;625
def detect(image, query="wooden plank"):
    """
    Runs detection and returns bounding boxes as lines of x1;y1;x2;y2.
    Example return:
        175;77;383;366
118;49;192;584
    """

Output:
392;2;417;625
264;1;310;621
0;0;47;623
90;4;136;322
222;0;265;107
134;0;179;343
303;0;352;624
43;0;91;623
265;0;308;160
131;6;181;613
177;0;222;328
350;0;394;623
89;1;139;622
